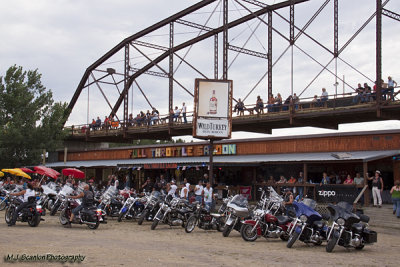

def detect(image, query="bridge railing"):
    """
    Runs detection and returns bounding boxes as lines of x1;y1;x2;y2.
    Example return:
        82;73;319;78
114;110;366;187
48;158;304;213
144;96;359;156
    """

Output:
65;87;400;136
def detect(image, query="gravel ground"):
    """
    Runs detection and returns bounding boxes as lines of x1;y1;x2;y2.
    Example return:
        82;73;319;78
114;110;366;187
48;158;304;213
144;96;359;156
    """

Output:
0;210;398;267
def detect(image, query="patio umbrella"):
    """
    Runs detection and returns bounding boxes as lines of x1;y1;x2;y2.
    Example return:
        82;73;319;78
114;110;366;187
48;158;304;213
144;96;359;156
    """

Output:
20;167;35;174
62;168;85;179
1;168;31;179
0;171;4;177
34;166;60;179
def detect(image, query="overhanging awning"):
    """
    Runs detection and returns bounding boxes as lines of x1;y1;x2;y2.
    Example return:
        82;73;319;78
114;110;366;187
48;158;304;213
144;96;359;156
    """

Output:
44;150;400;168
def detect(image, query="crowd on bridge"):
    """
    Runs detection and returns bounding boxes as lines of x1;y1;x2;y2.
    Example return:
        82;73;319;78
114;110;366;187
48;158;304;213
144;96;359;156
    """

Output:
76;76;398;134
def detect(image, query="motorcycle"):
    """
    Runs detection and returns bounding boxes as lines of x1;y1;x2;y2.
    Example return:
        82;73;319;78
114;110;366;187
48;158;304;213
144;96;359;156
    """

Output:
185;202;225;233
240;187;293;242
325;201;377;252
98;186;124;217
5;195;44;227
50;184;75;216
38;182;59;212
137;191;164;225
117;192;146;222
0;189;11;211
59;196;107;229
151;195;195;230
286;198;329;248
222;194;250;237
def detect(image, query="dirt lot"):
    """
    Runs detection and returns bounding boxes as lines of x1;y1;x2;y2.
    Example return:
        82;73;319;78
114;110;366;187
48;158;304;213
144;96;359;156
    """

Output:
0;210;398;267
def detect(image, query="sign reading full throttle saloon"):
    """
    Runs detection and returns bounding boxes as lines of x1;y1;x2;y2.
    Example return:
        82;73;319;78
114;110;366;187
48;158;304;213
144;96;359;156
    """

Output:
193;79;233;139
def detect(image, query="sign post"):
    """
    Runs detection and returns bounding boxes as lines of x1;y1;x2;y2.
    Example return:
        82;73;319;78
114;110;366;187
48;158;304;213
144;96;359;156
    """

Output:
193;79;233;185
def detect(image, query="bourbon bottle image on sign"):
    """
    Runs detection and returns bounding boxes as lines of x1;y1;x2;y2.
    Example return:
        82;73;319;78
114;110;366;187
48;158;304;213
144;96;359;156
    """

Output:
209;90;218;114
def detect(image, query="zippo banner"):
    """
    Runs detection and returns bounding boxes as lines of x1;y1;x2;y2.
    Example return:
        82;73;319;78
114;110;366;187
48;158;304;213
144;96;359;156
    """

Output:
315;185;358;203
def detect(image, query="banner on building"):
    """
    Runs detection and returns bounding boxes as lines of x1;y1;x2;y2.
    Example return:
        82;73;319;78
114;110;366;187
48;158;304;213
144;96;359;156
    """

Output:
193;79;232;139
315;185;358;203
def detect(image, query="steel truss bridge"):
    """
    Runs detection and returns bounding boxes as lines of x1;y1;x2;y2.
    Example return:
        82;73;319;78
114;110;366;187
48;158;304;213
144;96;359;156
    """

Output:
65;0;400;142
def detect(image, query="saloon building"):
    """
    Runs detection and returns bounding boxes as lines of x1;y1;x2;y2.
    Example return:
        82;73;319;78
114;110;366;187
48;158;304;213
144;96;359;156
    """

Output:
47;129;400;203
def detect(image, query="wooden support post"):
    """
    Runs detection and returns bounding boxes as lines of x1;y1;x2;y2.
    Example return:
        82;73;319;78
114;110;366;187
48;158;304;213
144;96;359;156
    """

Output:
363;161;370;206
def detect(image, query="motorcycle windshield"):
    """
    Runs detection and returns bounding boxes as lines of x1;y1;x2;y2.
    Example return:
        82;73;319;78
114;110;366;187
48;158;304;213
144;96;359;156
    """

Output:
229;195;248;208
102;186;118;199
47;182;58;191
301;198;317;210
41;185;57;195
327;204;360;223
60;185;74;196
292;201;322;221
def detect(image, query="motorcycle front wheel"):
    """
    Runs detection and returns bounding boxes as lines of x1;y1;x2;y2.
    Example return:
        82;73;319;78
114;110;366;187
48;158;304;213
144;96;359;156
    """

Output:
117;211;126;222
5;207;14;224
0;199;7;211
50;202;60;216
138;210;148;225
326;232;339;253
185;216;197;233
151;218;159;230
59;209;69;225
240;224;258;242
287;231;300;248
222;224;233;237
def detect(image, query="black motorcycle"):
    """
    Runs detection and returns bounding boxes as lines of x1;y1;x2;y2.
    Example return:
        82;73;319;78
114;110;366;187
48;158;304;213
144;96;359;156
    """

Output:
137;191;164;225
185;202;225;233
59;197;107;230
151;195;195;230
325;202;377;252
5;196;43;227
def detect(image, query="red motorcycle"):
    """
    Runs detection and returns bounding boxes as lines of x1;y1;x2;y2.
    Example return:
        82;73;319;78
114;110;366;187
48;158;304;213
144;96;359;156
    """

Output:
240;208;293;242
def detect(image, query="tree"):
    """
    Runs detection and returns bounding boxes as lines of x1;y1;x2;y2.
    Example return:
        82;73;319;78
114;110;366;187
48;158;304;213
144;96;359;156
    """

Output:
0;65;68;168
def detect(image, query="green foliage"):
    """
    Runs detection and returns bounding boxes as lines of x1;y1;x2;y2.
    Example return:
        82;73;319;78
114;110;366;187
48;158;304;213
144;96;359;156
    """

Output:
0;65;68;168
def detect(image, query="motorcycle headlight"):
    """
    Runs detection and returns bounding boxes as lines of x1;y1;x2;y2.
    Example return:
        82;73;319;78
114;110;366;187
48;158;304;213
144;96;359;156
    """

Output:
299;215;308;223
337;218;345;226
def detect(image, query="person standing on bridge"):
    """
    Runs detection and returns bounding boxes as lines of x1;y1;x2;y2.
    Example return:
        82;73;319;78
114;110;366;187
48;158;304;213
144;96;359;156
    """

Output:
386;76;397;101
319;88;328;107
181;102;187;123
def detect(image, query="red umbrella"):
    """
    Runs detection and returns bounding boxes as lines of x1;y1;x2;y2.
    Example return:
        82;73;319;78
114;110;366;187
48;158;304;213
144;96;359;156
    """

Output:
62;168;85;179
34;166;60;179
20;167;35;174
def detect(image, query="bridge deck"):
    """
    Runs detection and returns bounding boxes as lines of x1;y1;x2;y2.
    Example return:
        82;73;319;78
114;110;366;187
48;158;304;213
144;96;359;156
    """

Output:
65;99;400;142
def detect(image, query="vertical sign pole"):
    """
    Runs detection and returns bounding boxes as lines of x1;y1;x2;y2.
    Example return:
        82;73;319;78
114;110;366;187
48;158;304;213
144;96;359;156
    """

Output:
209;139;214;185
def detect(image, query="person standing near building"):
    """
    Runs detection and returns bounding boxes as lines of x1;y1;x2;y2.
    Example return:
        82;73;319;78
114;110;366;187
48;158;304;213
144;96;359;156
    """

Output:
181;102;187;123
167;180;177;196
354;172;365;205
203;182;214;212
368;170;384;208
320;172;330;185
297;172;305;200
390;180;400;218
194;180;203;204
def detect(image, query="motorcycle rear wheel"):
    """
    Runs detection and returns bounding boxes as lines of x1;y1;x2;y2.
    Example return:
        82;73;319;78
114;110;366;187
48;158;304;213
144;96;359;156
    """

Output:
222;224;233;237
287;231;300;248
87;218;100;230
5;207;14;224
185;216;197;233
151;218;159;230
138;210;148;225
28;214;41;227
240;224;258;242
326;232;339;252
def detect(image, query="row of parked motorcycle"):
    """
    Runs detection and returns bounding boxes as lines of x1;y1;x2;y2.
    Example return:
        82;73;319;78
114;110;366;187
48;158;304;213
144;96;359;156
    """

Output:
1;182;377;252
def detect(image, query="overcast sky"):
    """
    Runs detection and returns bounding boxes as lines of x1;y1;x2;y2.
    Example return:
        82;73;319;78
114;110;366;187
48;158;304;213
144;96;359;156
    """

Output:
1;0;399;141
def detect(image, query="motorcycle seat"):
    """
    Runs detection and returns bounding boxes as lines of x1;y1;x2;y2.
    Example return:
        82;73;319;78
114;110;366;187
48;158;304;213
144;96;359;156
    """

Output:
359;214;370;223
313;220;324;229
276;215;291;225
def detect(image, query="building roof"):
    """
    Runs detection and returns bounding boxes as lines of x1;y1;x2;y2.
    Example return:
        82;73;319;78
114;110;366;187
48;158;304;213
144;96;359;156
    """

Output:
45;150;400;168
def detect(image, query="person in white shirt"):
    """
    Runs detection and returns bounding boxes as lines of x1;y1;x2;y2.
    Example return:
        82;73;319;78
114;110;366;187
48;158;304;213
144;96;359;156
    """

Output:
180;183;188;199
194;180;204;204
167;180;177;196
202;182;214;212
181;102;187;123
8;181;36;226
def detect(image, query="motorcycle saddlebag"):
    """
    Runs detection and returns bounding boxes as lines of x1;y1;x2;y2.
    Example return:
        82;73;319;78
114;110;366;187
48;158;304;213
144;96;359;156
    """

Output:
363;229;377;243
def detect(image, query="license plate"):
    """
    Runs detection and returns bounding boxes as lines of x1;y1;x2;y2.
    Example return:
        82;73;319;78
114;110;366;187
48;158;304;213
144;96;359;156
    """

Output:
36;205;42;209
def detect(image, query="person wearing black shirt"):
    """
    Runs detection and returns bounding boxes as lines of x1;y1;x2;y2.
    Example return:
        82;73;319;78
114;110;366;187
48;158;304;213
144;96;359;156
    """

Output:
142;177;153;193
65;184;94;227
